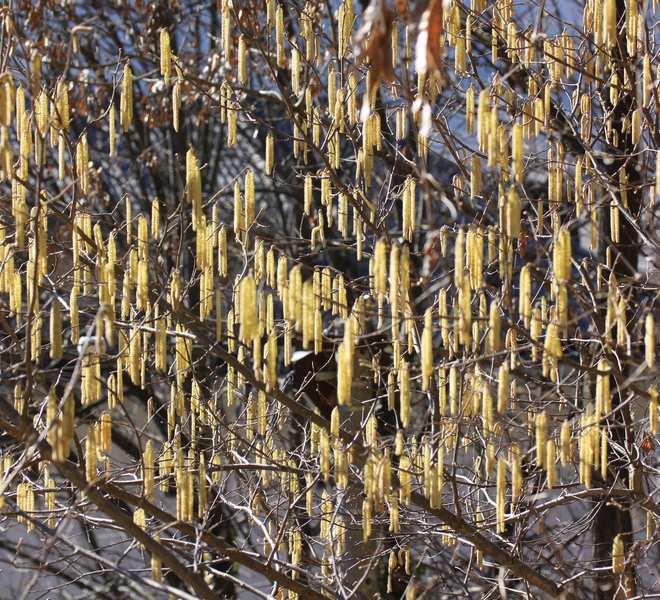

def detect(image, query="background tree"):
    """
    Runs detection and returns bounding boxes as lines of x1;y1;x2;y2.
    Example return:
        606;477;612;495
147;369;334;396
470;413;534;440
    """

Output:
0;0;657;598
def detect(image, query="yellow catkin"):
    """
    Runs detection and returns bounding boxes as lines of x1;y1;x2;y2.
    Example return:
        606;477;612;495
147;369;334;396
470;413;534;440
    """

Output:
560;419;572;465
496;457;506;533
276;4;285;68
120;62;133;131
186;148;202;229
86;425;97;482
421;308;433;391
172;78;181;131
497;363;509;412
70;286;80;344
546;440;556;488
519;264;532;326
612;534;625;574
510;443;522;504
108;102;117;157
336;317;354;406
647;386;658;435
399;361;410;428
265;132;274;175
100;411;111;454
50;301;62;359
239;273;257;344
603;0;617;49
596;358;611;416
244;168;255;232
506;187;521;239
237;34;248;85
535;411;547;467
512;122;523;183
160;29;171;84
645;313;655;369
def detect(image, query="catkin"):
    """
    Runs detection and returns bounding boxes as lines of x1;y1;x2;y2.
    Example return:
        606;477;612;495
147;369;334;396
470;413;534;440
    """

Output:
276;4;285;68
160;29;171;84
265;132;274;175
399;361;410;428
603;0;617;49
612;534;624;574
421;308;433;391
336;316;354;406
535;411;547;467
172;79;181;131
645;313;655;369
496;457;506;533
120;63;133;131
50;301;62;359
512;122;523;183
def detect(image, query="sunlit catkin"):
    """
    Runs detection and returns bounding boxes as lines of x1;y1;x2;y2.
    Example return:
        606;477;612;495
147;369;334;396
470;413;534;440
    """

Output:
603;0;617;49
496;457;506;533
172;78;181;131
645;313;655;369
612;534;624;574
276;4;285;68
509;443;522;504
265;132;274;175
421;308;433;391
336;317;354;406
186;148;202;229
505;187;521;239
244;168;255;232
85;425;97;482
160;29;171;84
512;122;523;183
49;301;62;360
399;361;410;428
120;62;133;131
560;419;572;465
535;411;547;467
546;440;557;488
239;273;257;344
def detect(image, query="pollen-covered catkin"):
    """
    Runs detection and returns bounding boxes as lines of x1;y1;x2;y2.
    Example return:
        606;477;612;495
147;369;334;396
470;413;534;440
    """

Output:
612;534;624;574
512;122;523;183
496;457;506;533
120;62;133;131
160;29;171;84
265;132;274;175
50;301;62;359
239;273;257;344
421;308;433;391
645;313;655;369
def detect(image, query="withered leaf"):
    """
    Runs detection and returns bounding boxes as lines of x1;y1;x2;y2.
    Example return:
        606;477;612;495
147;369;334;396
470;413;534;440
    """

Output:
353;0;396;118
395;0;408;18
416;0;445;84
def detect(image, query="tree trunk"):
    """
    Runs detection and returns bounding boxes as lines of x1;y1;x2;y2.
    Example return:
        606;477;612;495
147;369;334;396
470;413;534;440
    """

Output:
593;1;641;598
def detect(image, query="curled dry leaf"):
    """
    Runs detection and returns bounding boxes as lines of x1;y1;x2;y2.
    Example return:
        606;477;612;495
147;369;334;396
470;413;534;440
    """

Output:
353;0;396;120
416;0;445;84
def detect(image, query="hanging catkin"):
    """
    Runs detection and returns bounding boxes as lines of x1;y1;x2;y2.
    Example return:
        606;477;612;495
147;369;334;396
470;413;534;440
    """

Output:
645;313;655;369
496;456;506;533
612;534;624;574
160;29;171;84
421;308;433;391
120;62;133;131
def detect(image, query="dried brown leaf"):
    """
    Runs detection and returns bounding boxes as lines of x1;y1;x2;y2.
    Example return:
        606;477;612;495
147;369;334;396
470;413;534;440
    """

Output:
353;0;396;119
395;0;408;18
416;0;445;84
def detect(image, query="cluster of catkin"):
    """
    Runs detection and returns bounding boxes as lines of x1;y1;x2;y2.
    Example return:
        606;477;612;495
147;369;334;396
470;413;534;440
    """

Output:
0;0;657;592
